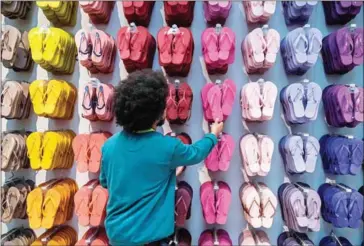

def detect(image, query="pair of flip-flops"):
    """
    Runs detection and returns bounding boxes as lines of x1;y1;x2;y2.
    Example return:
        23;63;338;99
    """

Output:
29;79;77;119
281;27;323;75
1;131;30;172
318;183;363;229
157;26;194;77
322;84;363;127
122;1;155;27
26;178;78;229
166;81;193;124
280;81;322;124
241;182;277;229
32;225;77;245
72;132;112;173
200;181;231;225
76;227;109;246
243;1;276;24
1;1;32;19
239;229;271;246
241;80;277;121
202;26;235;75
1;80;31;120
81;81;115;122
165;228;191;246
175;181;193;227
199;229;232;246
26;130;75;170
322;27;363;74
240;134;274;176
117;25;156;73
36;1;78;26
282;1;317;25
28;27;77;74
1;178;35;223
279;183;321;232
201;79;236;122
323;1;362;25
203;1;231;26
319;235;354;246
164;1;195;27
277;232;314;246
1;25;33;71
320;135;363;175
74;179;108;227
1;227;36;246
242;28;280;74
75;29;117;74
205;133;235;172
80;1;115;24
279;134;320;174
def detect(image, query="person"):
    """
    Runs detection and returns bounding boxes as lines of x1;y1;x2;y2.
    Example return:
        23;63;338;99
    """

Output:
100;70;224;245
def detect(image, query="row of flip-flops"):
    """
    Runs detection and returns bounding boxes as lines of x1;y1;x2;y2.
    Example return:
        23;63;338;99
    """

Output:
202;26;235;75
80;1;115;25
81;80;115;122
1;179;35;223
242;28;280;74
203;1;231;26
166;81;193;125
72;132;112;173
281;26;323;75
1;1;32;19
279;134;320;175
282;1;317;26
1;132;30;172
29;79;77;119
76;227;109;246
240;182;277;229
27;130;75;170
243;1;276;24
279;183;321;232
1;80;31;120
27;178;77;229
74;179;108;227
201;79;236;122
320;135;363;176
319;183;363;229
1;25;33;71
37;1;78;26
116;25;156;73
241;80;277;122
205;133;235;172
322;84;363;128
322;27;363;74
32;225;78;246
75;29;116;74
323;1;363;25
240;134;274;177
280;81;322;124
0;227;36;246
28;27;77;74
157;26;194;77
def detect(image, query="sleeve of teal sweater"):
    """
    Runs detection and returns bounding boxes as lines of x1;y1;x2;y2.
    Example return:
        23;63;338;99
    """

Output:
170;133;218;168
100;146;107;188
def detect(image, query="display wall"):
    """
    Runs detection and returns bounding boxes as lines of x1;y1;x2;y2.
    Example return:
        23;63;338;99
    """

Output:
1;2;363;245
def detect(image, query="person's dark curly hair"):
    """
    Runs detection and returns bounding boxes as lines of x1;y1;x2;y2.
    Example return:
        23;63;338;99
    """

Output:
114;70;168;132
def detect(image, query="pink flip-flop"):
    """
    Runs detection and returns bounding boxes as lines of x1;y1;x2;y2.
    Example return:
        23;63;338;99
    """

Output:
90;185;108;226
207;84;223;122
215;181;231;224
221;79;236;118
200;181;216;224
218;133;235;171
201;83;214;121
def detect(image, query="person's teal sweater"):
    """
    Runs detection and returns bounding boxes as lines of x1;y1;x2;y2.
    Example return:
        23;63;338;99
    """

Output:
100;131;217;245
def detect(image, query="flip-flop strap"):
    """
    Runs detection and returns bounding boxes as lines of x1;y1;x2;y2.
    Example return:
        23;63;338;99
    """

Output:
246;197;260;215
79;33;91;55
308;33;322;54
162;32;173;52
1;30;12;52
174;196;187;217
75;198;90;216
1;86;14;107
82;86;93;110
306;87;317;102
293;33;308;52
262;197;276;217
219;31;234;49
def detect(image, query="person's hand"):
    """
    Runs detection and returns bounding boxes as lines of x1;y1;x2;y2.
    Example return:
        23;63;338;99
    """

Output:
210;119;224;137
